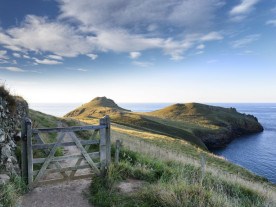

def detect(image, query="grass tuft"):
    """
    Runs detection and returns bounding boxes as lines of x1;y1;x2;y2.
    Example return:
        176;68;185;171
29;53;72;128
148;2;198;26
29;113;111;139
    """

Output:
0;175;28;207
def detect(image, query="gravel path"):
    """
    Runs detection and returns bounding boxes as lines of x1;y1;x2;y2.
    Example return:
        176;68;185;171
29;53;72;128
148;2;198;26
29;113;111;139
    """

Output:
20;122;93;207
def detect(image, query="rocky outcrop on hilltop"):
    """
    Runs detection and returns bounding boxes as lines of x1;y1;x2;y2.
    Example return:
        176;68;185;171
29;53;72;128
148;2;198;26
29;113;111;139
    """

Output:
0;87;28;184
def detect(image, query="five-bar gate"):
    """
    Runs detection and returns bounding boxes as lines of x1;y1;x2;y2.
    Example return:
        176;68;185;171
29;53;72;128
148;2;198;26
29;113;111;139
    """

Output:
21;116;111;188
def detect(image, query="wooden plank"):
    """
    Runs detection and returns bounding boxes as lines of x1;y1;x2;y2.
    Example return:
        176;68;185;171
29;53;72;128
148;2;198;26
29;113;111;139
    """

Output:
31;132;66;188
105;115;111;167
32;125;105;134
99;118;107;174
26;118;33;186
32;139;100;150
69;132;100;175
70;130;99;178
115;140;120;167
33;163;100;176
33;152;100;164
35;174;95;187
21;118;28;181
34;134;68;179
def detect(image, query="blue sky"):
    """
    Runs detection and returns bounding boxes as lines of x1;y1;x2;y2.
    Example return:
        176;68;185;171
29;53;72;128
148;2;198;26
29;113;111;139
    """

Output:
0;0;276;103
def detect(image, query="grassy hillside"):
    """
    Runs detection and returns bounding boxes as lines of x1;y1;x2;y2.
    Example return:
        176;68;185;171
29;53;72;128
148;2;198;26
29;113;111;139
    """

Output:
65;97;263;149
72;118;275;206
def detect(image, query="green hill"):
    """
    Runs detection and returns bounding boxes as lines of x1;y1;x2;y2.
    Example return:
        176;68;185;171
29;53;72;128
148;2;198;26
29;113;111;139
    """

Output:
65;97;263;149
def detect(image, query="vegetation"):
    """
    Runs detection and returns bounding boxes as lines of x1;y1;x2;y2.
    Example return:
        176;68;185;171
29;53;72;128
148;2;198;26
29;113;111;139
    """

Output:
0;175;28;207
89;147;276;207
0;84;21;114
65;97;263;149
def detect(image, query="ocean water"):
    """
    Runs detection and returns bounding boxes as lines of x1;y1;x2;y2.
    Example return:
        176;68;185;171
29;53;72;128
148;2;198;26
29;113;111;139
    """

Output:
29;102;276;184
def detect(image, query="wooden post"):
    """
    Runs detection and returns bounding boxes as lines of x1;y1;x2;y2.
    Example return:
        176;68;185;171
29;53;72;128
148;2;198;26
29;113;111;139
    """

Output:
200;152;206;185
21;118;28;181
26;118;33;186
104;115;111;167
115;140;120;167
99;117;107;175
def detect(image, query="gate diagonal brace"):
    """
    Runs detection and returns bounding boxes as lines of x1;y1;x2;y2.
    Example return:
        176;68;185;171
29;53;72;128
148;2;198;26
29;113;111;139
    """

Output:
69;130;99;178
34;133;68;178
31;132;66;187
69;132;100;176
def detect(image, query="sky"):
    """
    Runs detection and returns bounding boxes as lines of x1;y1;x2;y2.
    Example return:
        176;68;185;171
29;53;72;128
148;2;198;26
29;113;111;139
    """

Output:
0;0;276;103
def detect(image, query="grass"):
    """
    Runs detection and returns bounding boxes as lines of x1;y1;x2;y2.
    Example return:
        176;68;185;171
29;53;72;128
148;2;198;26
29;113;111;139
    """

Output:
89;147;276;207
27;110;64;170
0;175;28;207
75;118;276;206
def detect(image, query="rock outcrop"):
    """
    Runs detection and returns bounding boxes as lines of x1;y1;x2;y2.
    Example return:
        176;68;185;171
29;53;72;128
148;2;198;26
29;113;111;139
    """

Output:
0;88;28;184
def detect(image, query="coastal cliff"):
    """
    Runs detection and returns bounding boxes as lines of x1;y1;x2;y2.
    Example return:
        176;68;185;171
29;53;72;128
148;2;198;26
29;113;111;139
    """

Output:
65;97;263;149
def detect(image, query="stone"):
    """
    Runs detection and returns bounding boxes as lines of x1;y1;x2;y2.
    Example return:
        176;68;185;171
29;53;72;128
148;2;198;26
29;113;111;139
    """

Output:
0;129;5;142
1;145;12;161
0;174;10;185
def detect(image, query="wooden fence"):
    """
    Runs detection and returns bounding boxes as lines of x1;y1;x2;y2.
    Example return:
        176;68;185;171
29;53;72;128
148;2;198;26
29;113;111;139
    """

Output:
21;116;111;188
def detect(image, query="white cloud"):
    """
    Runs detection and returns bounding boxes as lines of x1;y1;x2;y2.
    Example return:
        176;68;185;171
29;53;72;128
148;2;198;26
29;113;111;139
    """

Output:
48;55;63;60
196;51;204;55
23;55;31;59
3;45;23;52
34;58;63;65
0;15;93;57
129;52;141;59
197;44;205;49
231;34;260;48
266;19;276;26
0;50;8;59
76;68;88;72
132;61;153;67
87;53;98;60
57;0;224;59
230;0;259;21
13;53;21;58
230;0;259;15
58;0;223;30
200;32;223;41
0;67;25;72
0;1;226;62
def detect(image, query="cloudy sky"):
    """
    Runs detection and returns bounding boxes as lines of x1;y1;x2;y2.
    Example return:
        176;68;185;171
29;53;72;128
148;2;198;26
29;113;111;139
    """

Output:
0;0;276;103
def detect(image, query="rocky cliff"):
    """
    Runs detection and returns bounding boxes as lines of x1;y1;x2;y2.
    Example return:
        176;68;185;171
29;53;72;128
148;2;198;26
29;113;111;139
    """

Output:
0;87;28;184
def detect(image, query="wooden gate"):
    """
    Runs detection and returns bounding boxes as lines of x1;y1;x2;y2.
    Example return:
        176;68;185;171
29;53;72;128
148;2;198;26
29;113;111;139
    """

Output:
21;116;111;188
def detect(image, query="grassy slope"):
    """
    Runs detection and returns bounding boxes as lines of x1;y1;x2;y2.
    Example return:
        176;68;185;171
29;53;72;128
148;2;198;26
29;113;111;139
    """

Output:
70;117;275;206
89;149;276;207
65;98;264;151
65;98;209;149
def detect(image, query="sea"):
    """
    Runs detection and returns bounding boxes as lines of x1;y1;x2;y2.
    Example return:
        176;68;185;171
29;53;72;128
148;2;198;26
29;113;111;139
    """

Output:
29;102;276;184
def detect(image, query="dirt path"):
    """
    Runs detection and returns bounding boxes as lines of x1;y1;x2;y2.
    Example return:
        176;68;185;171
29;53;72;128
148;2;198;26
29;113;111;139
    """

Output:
20;122;93;207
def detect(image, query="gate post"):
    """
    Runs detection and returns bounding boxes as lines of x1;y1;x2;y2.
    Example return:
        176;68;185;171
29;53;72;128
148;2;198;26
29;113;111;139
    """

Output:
26;118;33;185
21;118;28;181
21;118;33;185
104;115;111;167
99;115;111;175
99;117;107;175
